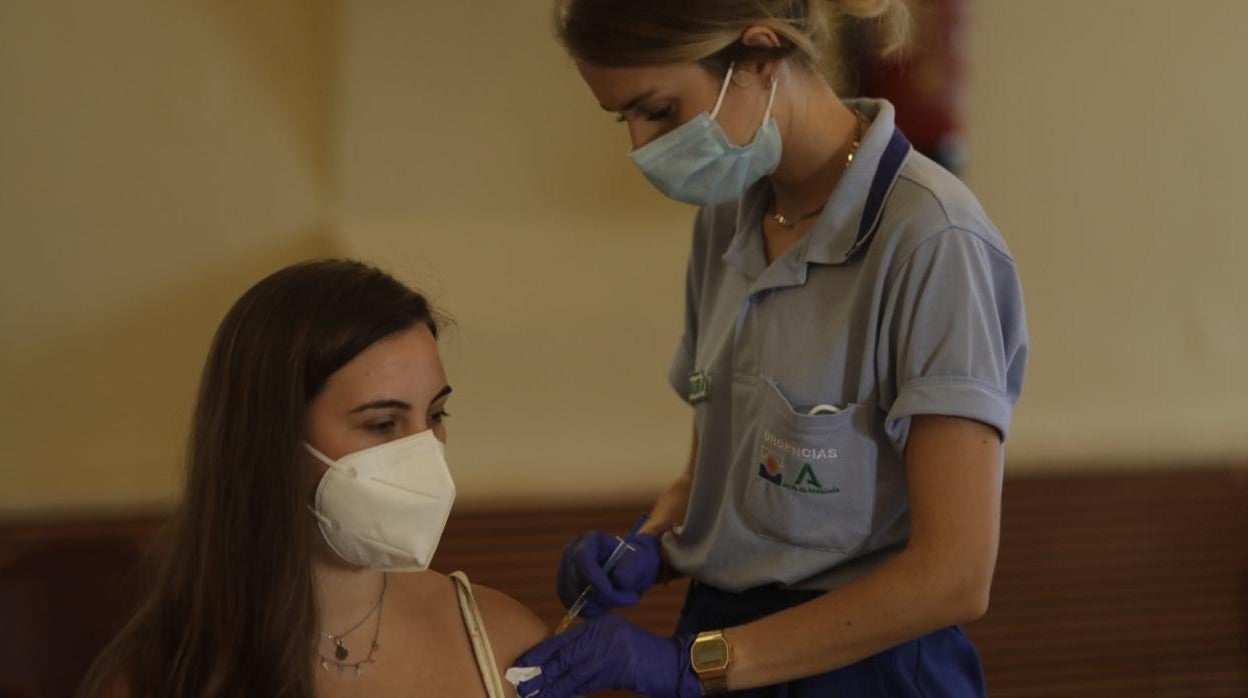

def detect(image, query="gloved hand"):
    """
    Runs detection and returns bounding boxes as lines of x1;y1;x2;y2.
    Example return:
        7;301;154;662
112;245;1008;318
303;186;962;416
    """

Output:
556;530;661;618
511;614;701;698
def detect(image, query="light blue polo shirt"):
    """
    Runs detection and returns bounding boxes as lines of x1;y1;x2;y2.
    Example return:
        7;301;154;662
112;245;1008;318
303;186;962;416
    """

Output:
663;99;1028;592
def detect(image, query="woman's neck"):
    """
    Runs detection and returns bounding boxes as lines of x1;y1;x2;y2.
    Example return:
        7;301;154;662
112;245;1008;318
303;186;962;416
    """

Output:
768;70;860;220
312;553;388;633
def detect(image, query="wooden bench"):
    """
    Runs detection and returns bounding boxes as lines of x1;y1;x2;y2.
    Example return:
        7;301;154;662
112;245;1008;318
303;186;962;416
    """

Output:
2;467;1245;697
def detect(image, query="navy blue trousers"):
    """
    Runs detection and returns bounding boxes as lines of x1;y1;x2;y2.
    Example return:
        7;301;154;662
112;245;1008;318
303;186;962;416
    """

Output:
676;581;987;697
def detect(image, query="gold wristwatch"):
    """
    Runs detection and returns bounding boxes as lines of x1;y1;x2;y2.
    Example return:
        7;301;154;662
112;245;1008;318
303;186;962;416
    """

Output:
689;629;732;695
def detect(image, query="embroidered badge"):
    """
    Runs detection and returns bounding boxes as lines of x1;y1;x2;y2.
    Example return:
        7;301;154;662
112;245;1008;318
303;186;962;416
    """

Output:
688;370;710;404
756;429;842;494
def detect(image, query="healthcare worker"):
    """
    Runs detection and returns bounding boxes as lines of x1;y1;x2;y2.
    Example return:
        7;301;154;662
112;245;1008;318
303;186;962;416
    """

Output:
513;1;1027;697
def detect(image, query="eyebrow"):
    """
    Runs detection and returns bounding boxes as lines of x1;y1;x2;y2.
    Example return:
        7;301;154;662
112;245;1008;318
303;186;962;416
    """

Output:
348;385;452;414
349;399;411;414
601;89;656;114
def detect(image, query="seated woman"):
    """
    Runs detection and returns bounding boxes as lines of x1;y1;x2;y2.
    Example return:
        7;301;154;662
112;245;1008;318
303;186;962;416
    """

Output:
80;259;547;697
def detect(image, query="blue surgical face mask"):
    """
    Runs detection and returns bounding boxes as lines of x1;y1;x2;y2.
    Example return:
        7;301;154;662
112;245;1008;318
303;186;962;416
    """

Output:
629;62;781;206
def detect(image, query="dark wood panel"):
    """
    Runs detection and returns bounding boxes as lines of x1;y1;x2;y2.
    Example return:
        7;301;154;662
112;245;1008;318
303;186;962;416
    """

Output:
970;466;1248;698
1;467;1245;697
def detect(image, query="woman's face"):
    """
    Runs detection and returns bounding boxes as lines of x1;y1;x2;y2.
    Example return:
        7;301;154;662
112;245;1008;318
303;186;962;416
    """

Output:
576;59;775;152
304;324;451;475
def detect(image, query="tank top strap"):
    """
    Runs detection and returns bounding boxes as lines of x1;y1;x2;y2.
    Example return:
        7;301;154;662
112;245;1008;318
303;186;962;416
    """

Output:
449;571;507;698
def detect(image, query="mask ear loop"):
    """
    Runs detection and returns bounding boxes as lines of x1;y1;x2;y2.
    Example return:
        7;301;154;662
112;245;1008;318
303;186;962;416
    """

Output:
305;442;342;469
299;444;344;531
709;62;736;120
308;503;335;527
709;62;779;127
304;443;339;523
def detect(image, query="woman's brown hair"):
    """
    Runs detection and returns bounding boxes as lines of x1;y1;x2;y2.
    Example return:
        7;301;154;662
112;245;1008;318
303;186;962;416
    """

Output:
555;0;910;78
80;259;438;697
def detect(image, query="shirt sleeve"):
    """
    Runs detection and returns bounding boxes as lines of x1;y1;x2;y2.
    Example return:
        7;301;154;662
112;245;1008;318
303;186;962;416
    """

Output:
878;226;1029;453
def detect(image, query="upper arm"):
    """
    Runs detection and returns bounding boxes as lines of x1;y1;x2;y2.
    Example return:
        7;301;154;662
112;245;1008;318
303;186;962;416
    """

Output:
903;414;1002;614
879;229;1017;606
472;585;549;687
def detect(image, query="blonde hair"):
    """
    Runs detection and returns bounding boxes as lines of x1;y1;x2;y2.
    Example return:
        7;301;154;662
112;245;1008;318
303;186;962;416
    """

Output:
554;0;910;76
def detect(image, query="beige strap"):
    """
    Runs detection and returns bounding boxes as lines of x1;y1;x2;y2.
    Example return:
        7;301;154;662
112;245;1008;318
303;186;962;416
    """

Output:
450;571;507;698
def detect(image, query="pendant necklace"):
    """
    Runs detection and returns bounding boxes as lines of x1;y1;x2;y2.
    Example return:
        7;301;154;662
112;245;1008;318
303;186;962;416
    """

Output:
318;573;387;677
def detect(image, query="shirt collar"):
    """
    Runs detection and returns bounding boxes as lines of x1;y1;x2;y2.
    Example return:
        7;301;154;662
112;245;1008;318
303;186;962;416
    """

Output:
721;99;913;284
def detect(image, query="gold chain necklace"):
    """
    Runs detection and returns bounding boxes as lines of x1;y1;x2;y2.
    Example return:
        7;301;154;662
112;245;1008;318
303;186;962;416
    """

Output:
768;110;869;229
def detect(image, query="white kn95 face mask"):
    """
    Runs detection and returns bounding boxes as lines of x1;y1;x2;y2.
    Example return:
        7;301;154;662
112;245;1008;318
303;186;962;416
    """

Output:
306;429;455;571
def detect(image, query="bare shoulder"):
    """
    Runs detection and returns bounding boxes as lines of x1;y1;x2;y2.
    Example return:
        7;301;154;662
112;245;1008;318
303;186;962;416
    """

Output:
470;582;549;666
389;569;462;626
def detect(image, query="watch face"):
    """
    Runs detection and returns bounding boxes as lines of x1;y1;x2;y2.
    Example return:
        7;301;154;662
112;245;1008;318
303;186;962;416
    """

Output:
693;638;728;668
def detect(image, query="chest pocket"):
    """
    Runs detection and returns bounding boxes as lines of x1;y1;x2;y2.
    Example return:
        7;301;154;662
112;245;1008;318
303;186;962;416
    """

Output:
738;380;878;553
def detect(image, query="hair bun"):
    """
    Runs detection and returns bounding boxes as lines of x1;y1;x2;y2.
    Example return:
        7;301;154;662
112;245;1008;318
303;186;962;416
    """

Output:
832;0;892;19
826;0;911;55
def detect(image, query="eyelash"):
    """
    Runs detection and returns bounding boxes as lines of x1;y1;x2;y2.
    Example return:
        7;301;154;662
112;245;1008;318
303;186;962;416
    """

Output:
616;105;675;123
367;420;397;434
365;410;449;434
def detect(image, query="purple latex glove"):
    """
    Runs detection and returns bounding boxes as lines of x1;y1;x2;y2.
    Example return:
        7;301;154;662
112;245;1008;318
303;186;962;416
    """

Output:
556;530;661;618
512;614;701;698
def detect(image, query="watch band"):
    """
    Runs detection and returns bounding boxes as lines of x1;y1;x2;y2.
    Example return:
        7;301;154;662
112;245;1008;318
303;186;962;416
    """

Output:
700;674;729;695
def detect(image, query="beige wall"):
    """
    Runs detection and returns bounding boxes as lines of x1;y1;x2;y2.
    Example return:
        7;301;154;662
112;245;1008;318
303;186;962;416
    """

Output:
964;2;1248;468
0;0;338;513
333;1;694;505
2;1;1246;515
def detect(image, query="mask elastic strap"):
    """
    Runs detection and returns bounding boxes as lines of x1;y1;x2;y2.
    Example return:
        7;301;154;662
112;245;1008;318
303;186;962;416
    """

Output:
304;442;338;469
709;62;779;126
307;503;333;525
305;445;337;525
709;62;736;120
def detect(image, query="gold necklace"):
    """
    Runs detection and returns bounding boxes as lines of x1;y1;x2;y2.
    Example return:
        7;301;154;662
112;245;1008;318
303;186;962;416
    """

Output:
769;110;869;229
